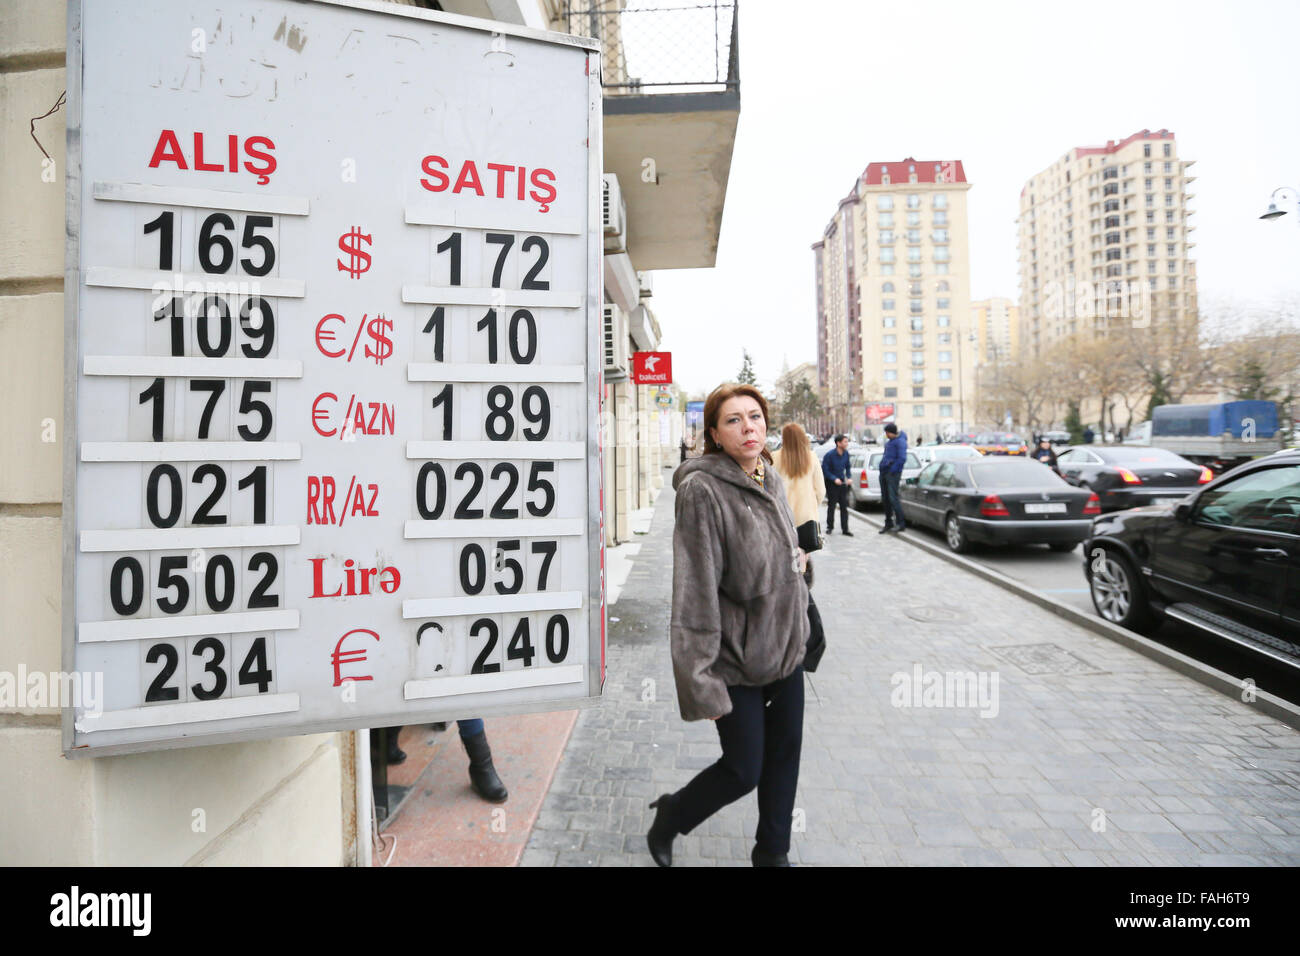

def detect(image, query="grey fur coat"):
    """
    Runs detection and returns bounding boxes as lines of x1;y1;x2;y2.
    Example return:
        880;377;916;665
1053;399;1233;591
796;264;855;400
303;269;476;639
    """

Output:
670;453;809;720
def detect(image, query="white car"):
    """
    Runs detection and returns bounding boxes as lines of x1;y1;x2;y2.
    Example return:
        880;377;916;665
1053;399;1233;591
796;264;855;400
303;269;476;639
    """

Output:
847;449;922;508
913;444;985;468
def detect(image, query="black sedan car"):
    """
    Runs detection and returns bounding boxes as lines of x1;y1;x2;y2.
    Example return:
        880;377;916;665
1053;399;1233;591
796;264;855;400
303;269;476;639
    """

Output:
1083;451;1300;652
1056;445;1212;512
901;458;1099;553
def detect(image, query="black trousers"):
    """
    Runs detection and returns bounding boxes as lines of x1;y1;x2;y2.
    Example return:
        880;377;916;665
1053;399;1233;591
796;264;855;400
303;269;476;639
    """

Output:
673;666;804;854
825;482;849;532
879;470;906;528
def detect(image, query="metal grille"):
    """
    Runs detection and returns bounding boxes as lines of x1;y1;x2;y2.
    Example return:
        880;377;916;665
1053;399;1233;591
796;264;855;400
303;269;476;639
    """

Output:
558;1;739;94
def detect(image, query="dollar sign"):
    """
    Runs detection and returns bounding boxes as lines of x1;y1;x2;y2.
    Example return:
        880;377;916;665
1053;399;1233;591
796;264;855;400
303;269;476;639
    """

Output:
337;227;372;279
365;314;394;366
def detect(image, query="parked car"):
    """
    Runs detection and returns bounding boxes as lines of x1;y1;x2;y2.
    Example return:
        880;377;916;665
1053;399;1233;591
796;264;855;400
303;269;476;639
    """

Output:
1040;430;1071;446
1055;445;1212;512
901;458;1098;553
974;432;1027;456
913;444;984;468
848;449;922;509
1083;451;1300;651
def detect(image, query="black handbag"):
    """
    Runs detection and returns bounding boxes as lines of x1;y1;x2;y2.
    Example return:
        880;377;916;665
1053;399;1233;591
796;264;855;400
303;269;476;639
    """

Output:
804;592;826;672
796;519;823;553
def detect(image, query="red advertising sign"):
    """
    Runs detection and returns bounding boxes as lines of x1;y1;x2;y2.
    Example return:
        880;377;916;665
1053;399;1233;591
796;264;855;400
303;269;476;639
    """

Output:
632;351;672;384
865;402;896;425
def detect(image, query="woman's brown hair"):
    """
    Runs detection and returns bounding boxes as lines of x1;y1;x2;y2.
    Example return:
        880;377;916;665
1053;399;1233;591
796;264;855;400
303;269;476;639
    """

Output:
777;422;813;479
702;383;774;464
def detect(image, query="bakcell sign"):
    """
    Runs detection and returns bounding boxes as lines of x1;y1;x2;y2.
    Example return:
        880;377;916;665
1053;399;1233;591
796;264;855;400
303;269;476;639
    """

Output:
631;351;672;385
63;0;604;756
865;403;896;425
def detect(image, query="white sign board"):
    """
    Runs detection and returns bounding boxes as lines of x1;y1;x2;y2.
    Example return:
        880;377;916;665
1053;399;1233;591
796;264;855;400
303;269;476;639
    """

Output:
64;0;605;756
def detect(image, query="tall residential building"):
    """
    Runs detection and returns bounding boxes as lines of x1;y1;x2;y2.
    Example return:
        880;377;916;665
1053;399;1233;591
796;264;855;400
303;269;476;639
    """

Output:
1017;129;1197;357
972;297;1020;364
814;158;976;439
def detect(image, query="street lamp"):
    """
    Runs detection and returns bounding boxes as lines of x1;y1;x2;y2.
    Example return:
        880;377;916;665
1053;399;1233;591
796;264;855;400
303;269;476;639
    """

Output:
1259;186;1299;221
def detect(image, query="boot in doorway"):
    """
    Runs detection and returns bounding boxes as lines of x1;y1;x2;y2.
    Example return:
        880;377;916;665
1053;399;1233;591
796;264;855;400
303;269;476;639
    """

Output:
461;730;509;803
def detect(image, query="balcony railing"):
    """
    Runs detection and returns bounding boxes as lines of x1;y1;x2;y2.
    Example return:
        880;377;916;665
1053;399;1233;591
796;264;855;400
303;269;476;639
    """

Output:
558;1;740;95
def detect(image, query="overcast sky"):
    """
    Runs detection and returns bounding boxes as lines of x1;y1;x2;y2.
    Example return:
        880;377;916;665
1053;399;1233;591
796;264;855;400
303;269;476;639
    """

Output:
651;0;1300;397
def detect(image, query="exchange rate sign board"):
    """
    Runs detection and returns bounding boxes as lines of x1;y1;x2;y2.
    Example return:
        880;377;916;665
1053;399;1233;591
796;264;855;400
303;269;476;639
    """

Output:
63;0;604;756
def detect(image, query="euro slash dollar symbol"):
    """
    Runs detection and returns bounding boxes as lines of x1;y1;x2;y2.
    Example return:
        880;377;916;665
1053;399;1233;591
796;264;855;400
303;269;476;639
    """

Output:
365;314;394;366
337;226;372;278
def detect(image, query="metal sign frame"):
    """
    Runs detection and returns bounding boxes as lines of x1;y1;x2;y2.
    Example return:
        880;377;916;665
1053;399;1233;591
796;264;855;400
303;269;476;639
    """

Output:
62;0;605;757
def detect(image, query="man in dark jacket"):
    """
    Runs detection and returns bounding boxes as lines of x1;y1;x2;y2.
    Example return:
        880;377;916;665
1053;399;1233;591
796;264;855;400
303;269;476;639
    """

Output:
821;434;853;536
878;423;908;533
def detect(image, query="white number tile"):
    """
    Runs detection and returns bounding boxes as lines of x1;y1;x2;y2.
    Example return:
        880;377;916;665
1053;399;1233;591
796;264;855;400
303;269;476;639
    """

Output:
231;633;277;697
184;634;234;702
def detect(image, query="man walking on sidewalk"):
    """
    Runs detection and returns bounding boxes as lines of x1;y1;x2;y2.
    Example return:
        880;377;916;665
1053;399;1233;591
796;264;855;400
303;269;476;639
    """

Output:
878;423;908;534
822;434;853;536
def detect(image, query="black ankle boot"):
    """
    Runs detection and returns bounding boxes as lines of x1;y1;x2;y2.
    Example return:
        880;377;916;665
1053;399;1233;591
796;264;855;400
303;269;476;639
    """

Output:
647;794;678;867
461;730;508;803
751;846;792;867
385;727;406;765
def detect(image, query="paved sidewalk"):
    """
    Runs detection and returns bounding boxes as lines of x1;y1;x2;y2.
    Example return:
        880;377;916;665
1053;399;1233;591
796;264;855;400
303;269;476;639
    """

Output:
522;466;1300;866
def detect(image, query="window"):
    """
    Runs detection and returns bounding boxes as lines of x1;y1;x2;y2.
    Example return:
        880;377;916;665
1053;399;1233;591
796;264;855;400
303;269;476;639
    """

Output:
1145;193;1154;207
907;194;921;209
1168;261;1177;273
1148;261;1156;274
933;229;949;243
909;299;923;313
937;315;951;327
910;317;924;331
1166;210;1175;223
879;231;895;244
939;386;952;397
883;316;897;327
879;211;894;227
884;387;897;397
1168;276;1177;289
1165;193;1174;206
939;404;953;417
937;332;951;344
877;196;894;210
880;248;895;263
913;405;925;417
912;387;924;398
933;194;948;209
883;352;897;363
1147;243;1156;256
907;247;922;263
934;248;950;262
882;298;895;310
938;369;952;380
1144;178;1152;190
881;264;895;275
883;334;897;345
938;351;952;363
882;281;895;293
1167;243;1177;256
884;369;898;381
1143;144;1151;157
1193;464;1300;532
1144;162;1152;173
935;263;950;275
1147;227;1156;239
906;229;921;243
1146;211;1155;223
907;212;921;227
909;282;923;295
1167;226;1176;239
909;264;923;278
936;281;949;292
911;370;924;384
1148;277;1158;291
911;334;924;348
1163;143;1171;157
933;211;948;226
911;350;925;365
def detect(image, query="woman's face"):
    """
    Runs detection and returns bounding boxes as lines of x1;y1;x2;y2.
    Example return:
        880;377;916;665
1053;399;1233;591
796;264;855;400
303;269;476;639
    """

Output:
710;395;766;467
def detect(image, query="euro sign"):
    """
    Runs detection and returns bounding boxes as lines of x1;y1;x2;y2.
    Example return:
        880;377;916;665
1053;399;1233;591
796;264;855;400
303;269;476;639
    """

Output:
338;227;372;278
365;314;394;365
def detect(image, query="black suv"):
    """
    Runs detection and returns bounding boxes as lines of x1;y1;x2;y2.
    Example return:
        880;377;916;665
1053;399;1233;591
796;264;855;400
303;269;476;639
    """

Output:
1082;450;1300;659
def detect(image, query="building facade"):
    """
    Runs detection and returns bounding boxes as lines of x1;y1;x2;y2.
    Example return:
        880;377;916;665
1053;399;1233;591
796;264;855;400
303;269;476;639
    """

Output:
971;297;1020;365
1017;129;1198;357
814;159;976;441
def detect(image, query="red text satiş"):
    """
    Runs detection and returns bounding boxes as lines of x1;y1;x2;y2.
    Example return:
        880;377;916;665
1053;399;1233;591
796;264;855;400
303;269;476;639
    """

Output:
419;155;557;213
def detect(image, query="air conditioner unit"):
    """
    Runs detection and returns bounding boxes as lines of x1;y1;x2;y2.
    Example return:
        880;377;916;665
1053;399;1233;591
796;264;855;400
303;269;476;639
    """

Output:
603;303;629;379
636;270;653;299
602;174;627;253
